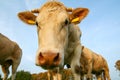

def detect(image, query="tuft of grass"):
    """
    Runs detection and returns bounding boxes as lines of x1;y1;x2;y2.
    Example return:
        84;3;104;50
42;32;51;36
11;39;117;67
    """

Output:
7;69;74;80
31;69;74;80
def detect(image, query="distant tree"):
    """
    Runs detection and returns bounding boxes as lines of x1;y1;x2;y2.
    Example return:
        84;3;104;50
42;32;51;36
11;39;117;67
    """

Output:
8;70;32;80
0;74;2;80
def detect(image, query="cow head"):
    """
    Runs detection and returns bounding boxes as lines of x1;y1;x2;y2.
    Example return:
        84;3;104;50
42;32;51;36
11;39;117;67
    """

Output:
18;1;89;69
115;60;120;71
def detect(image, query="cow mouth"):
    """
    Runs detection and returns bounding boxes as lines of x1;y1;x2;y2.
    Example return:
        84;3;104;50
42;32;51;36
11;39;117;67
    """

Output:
36;59;62;70
36;59;61;70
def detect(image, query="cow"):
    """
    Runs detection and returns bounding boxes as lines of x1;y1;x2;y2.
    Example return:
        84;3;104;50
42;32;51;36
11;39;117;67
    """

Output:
80;46;111;80
17;1;89;80
115;60;120;76
0;33;22;80
115;60;120;71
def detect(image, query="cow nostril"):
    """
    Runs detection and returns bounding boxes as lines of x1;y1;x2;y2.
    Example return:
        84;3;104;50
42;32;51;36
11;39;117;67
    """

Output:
39;52;43;58
53;53;60;62
38;52;46;65
39;52;45;61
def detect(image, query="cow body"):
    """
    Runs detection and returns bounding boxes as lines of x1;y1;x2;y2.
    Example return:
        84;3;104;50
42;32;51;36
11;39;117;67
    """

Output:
0;33;22;80
18;1;89;80
80;46;111;80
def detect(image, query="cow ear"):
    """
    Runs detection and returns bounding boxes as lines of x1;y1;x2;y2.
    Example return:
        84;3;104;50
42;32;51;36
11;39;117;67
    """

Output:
18;11;36;25
70;8;89;24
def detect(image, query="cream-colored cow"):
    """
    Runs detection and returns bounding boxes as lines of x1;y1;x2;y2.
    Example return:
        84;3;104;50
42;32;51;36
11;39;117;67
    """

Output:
18;1;89;80
0;33;22;80
80;46;111;80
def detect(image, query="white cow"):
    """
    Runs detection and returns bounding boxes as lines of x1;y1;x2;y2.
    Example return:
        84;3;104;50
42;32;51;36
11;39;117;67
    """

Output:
18;1;89;80
0;33;22;80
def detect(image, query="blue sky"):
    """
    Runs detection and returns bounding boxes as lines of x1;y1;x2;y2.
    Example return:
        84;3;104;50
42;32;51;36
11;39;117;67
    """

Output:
0;0;120;79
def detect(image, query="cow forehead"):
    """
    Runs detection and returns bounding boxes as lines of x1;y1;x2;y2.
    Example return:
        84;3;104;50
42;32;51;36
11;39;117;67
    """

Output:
40;1;66;14
37;11;68;23
40;1;66;11
36;1;68;23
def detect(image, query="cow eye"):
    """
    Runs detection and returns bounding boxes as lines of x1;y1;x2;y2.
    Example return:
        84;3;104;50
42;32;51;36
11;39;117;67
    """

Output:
36;22;41;30
35;22;38;26
64;19;69;25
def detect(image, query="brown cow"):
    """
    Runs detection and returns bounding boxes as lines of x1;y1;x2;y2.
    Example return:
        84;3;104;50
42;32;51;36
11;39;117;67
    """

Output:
17;1;89;80
0;33;22;80
115;60;120;71
80;46;111;80
115;60;120;76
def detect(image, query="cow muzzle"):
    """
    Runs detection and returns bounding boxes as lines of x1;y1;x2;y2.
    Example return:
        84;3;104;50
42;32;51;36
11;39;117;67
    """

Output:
36;51;61;69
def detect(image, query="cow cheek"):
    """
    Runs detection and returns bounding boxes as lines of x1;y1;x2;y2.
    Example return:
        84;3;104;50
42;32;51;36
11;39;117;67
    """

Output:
59;28;68;49
60;50;65;67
